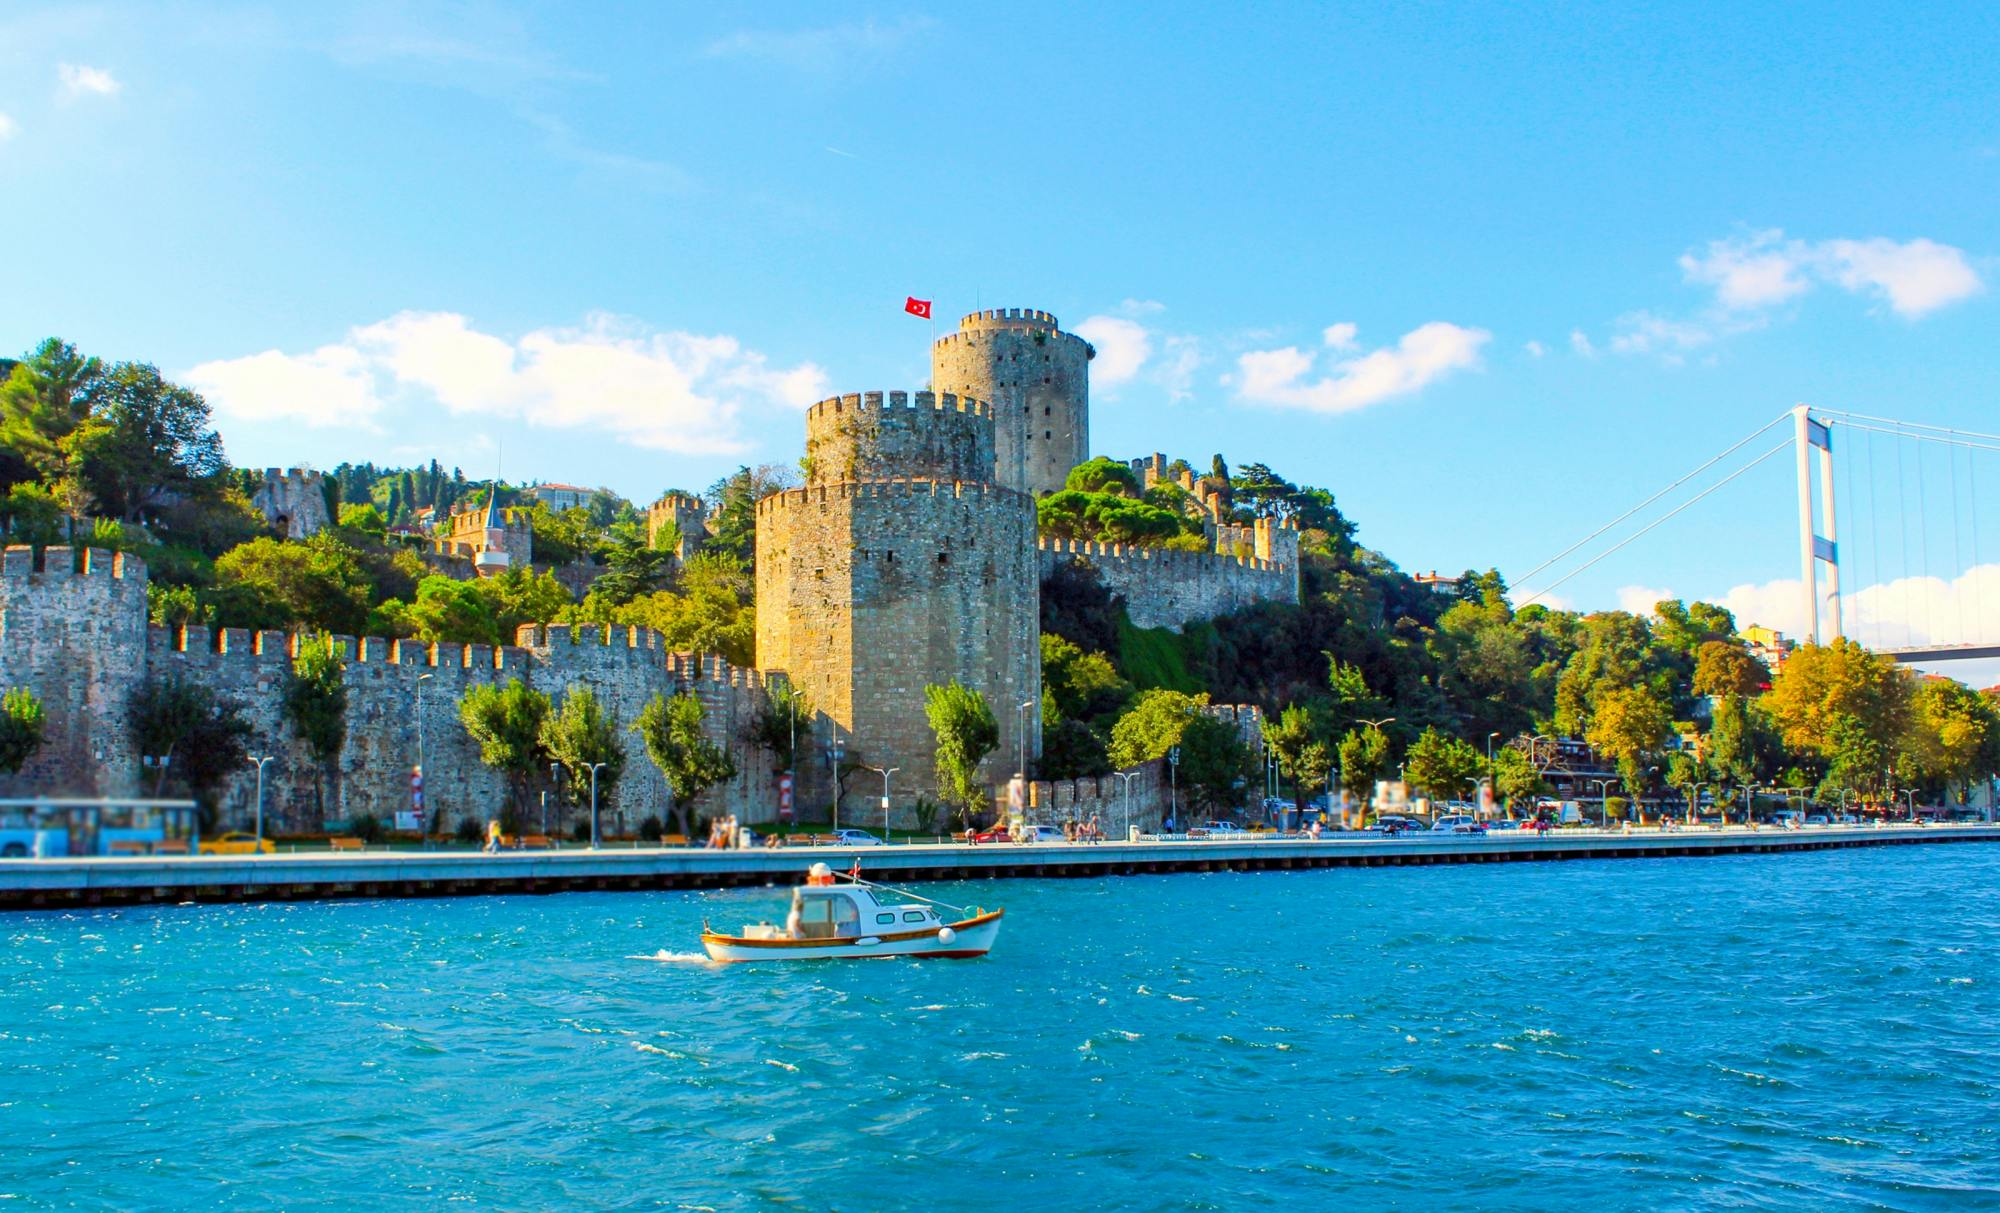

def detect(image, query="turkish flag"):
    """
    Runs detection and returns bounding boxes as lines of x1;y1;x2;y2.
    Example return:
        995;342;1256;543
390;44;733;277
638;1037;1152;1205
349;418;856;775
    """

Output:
904;296;932;319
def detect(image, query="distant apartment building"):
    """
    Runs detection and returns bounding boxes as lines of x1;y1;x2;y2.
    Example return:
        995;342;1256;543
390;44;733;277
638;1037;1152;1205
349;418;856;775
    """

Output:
1741;625;1793;675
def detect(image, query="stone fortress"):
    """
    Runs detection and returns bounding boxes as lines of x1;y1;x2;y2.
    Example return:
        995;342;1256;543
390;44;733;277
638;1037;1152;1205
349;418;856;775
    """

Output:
0;308;1297;834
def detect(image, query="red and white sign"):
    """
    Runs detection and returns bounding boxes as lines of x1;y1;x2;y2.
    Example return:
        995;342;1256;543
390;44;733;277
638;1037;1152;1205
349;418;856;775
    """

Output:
904;296;932;319
778;772;794;822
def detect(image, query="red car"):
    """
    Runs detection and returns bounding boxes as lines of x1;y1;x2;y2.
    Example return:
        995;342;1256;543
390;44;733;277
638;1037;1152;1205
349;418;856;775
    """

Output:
970;824;1015;844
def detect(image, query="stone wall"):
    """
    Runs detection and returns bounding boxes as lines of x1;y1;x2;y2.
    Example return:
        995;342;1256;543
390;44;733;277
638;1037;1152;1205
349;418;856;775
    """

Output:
250;468;330;539
0;547;781;838
1024;759;1170;832
931;309;1092;497
645;493;709;563
804;391;994;487
1039;540;1297;632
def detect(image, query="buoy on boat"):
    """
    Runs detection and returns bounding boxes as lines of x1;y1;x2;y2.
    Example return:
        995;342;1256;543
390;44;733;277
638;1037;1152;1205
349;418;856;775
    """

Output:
937;927;957;945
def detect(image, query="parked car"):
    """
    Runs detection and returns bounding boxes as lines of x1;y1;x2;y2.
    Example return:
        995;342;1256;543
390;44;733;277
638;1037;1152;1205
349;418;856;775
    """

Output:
200;832;275;855
1200;820;1248;836
1373;816;1424;835
1024;824;1066;843
831;828;884;847
970;824;1014;843
1430;814;1487;834
1805;814;1830;826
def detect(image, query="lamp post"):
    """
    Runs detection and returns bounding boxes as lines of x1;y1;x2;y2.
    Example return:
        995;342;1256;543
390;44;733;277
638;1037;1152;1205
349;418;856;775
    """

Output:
826;733;845;832
246;754;275;847
1168;745;1180;829
1588;778;1617;828
863;765;898;840
1486;732;1500;811
587;762;609;849
1354;717;1396;828
1110;770;1137;839
1016;700;1036;780
550;762;564;839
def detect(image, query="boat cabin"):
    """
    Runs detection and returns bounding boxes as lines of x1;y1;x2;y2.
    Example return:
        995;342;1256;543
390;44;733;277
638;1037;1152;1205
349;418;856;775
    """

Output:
789;886;943;940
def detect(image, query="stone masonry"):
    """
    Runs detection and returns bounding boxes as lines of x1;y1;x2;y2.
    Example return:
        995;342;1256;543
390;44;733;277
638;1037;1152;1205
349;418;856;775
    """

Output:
250;468;331;539
930;309;1093;498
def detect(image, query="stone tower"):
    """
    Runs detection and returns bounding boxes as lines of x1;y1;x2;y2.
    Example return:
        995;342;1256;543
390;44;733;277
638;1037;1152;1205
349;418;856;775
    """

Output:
930;308;1094;497
646;493;709;563
755;391;1040;825
250;468;330;539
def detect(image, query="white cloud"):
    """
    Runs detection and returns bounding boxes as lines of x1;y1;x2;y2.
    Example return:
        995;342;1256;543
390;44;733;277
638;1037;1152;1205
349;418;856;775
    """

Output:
1524;340;1546;358
1607;310;1722;359
1569;329;1596;358
703;17;933;69
58;63;120;98
1818;237;1984;318
1616;585;1677;615
1073;315;1152;388
1156;335;1202;402
1321;322;1359;351
0;113;16;141
1236;322;1491;415
1720;564;2000;652
187;344;383;429
1679;229;1983;320
187;311;827;454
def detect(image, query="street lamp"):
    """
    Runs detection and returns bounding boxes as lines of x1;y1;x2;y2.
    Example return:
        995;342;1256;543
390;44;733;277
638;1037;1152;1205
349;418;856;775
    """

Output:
1016;700;1036;780
1110;770;1137;839
549;762;565;839
1588;778;1617;827
246;754;276;847
415;672;434;825
862;765;898;839
1168;745;1181;829
826;733;846;832
587;762;610;849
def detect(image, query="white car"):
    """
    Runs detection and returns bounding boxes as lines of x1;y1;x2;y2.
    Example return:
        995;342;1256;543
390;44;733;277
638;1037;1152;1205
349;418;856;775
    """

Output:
1023;824;1066;843
831;828;884;846
1430;814;1487;834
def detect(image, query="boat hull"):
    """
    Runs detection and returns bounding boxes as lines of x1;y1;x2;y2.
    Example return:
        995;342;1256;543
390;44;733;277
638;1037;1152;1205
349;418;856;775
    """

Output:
700;910;1003;963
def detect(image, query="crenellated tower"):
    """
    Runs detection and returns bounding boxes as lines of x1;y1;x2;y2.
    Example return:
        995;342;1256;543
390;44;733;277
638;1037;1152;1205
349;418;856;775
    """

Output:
930;308;1094;497
756;391;1040;824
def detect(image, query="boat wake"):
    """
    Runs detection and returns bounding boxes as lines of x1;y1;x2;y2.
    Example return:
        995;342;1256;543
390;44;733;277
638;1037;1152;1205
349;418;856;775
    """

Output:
628;950;714;964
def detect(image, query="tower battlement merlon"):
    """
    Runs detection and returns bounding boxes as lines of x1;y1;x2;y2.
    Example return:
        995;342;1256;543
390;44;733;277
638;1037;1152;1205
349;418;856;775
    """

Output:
804;387;998;487
950;308;1062;331
929;306;1092;498
804;390;992;422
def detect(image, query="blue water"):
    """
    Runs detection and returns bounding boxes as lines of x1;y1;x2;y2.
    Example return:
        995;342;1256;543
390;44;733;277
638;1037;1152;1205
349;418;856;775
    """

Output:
5;849;2000;1212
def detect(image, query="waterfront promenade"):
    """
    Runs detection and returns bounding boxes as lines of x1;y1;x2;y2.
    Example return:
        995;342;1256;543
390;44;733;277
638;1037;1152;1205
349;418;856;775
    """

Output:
1;822;1993;911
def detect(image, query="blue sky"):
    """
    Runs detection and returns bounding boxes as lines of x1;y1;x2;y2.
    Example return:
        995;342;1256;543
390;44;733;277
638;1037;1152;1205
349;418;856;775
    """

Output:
3;2;1997;669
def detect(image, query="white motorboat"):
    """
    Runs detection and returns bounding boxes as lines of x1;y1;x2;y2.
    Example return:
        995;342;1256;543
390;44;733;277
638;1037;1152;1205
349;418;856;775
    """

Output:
700;862;1004;963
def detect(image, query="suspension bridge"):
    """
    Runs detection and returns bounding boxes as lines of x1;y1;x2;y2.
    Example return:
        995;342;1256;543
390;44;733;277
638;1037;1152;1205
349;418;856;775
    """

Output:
1515;403;2000;667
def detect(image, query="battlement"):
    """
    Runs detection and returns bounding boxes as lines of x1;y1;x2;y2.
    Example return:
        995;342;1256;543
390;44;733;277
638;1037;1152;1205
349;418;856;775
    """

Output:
755;478;1035;515
649;492;705;514
262;466;316;482
147;624;532;676
0;545;148;581
952;308;1060;331
1036;537;1288;574
805;390;991;425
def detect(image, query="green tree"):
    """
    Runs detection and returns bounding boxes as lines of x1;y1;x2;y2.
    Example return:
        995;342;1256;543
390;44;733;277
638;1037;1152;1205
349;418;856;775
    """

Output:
1337;724;1390;816
1063;456;1142;497
1176;714;1254;817
284;634;348;820
1901;677;2000;801
1765;639;1912;803
540;686;627;825
1691;639;1770;698
0;687;47;775
748;679;813;774
129;676;251;803
76;360;228;523
1262;703;1331;807
213;533;374;634
1491;745;1547;811
374;576;499;644
1107;689;1210;767
1041;633;1131;724
458;679;552;817
924;680;999;824
1403;727;1483;803
636;692;738;837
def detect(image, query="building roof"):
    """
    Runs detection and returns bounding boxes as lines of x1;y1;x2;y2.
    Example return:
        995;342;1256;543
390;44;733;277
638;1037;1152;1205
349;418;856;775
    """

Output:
534;482;592;493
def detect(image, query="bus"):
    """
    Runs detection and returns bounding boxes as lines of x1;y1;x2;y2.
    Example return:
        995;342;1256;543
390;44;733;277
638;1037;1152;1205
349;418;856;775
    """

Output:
0;799;200;858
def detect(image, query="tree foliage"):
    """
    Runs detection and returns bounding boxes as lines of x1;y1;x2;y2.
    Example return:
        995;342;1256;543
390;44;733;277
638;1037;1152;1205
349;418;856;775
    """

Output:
0;688;47;776
636;691;738;836
458;679;552;814
540;686;627;812
924;680;999;820
284;634;348;817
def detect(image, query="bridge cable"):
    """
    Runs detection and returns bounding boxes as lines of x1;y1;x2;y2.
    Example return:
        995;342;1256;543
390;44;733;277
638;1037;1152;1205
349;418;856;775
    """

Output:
1509;409;1793;592
1897;433;1913;647
1951;439;1965;642
1833;421;2000;457
1865;425;1884;646
1518;439;1792;607
1814;408;2000;445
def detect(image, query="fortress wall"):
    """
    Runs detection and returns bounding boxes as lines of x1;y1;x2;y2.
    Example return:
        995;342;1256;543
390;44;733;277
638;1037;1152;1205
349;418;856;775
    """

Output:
0;547;781;837
1024;758;1170;832
1036;540;1299;632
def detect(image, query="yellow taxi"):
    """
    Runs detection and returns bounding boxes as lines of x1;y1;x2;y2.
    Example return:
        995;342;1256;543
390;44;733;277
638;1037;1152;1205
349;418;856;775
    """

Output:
199;831;276;855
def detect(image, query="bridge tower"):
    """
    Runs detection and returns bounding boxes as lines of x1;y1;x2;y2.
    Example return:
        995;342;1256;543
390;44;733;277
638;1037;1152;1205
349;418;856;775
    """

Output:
1794;404;1841;644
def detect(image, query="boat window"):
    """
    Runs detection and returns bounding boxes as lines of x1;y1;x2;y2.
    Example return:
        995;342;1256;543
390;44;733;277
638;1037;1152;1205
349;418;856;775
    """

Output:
797;895;837;939
832;897;861;937
876;913;895;925
902;911;925;923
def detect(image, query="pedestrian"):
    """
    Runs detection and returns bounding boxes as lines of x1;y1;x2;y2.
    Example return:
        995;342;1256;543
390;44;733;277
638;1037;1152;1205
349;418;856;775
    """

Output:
484;818;502;854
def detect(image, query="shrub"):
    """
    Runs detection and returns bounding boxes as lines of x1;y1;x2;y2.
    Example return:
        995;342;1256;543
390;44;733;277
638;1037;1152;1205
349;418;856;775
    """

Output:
570;818;590;842
455;816;484;844
1603;796;1631;821
349;813;384;844
638;815;664;842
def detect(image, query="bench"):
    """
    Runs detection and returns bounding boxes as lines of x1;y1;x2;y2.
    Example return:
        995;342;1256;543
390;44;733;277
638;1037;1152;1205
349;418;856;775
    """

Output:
329;837;366;852
662;834;689;846
108;840;150;856
518;835;554;850
153;839;191;855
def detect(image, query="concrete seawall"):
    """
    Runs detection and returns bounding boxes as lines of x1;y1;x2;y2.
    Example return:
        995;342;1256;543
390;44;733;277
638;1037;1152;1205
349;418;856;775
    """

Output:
1;825;1994;912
